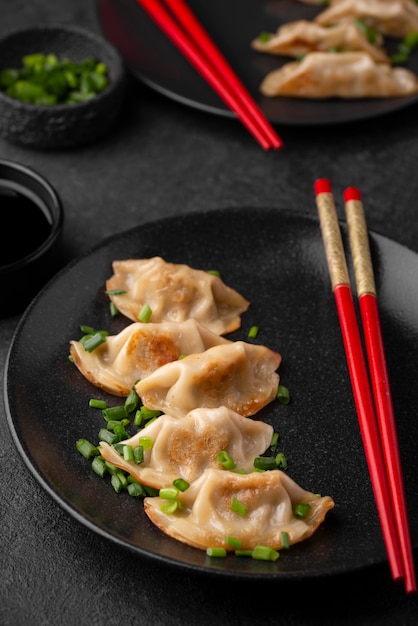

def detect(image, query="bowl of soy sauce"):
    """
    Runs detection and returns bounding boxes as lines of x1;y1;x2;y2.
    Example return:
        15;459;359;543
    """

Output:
0;159;64;317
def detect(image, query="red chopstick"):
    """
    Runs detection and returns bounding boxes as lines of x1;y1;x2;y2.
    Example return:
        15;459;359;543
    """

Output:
314;178;409;591
344;186;416;595
135;0;283;150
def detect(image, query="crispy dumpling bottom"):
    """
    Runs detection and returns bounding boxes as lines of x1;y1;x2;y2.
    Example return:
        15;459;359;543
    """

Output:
144;468;335;551
99;406;274;489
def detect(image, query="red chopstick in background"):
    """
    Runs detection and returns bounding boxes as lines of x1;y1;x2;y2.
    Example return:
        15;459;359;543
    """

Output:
135;0;283;150
343;186;416;595
314;178;416;593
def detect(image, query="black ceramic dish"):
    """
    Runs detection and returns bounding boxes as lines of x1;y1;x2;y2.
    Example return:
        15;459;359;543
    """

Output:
0;24;126;148
96;0;418;126
4;208;418;580
0;159;64;317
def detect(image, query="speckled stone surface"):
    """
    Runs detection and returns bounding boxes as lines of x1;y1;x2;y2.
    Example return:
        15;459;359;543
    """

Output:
0;1;418;625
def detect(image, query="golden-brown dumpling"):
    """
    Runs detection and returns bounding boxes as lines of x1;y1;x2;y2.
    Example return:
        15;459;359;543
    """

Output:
69;319;230;396
99;406;274;489
106;257;250;335
260;51;418;98
251;20;389;63
144;468;335;551
315;0;418;38
135;341;281;418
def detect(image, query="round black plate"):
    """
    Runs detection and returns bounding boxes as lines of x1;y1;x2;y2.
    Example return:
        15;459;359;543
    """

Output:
4;208;418;579
96;0;418;125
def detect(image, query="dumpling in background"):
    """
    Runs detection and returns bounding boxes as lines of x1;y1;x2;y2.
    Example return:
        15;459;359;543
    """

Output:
251;20;389;63
260;51;418;98
315;0;418;38
106;256;250;335
144;468;335;551
69;319;230;396
135;340;281;418
99;406;274;488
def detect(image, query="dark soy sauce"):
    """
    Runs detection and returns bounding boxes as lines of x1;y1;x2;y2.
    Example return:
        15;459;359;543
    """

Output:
1;188;52;267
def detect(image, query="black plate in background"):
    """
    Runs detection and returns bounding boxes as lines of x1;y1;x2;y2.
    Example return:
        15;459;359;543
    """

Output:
4;208;418;579
96;0;418;125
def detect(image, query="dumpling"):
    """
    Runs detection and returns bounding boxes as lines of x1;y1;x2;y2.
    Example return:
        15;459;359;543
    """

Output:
135;341;281;418
69;319;230;396
315;0;418;39
99;406;274;488
105;257;250;335
144;468;335;551
251;20;389;63
259;51;418;98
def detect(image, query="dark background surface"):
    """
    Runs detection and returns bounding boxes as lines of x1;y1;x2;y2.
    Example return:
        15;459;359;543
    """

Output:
1;1;418;624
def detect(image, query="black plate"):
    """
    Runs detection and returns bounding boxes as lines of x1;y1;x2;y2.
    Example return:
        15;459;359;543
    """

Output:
4;208;418;579
96;0;418;125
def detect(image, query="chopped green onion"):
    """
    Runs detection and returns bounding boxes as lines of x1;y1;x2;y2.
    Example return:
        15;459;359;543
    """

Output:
102;405;128;421
281;531;290;549
111;471;127;493
217;450;236;470
294;502;312;519
106;288;127;296
138;303;152;323
124;389;139;413
257;31;271;43
270;431;279;452
235;549;253;557
276;385;290;405
80;324;96;335
82;331;107;352
206;547;227;558
252;545;280;561
106;418;130;432
160;499;180;514
98;428;118;445
110;302;119;317
139;436;153;450
253;456;277;471
76;438;99;460
127;481;147;497
230;497;248;517
226;535;242;550
248;325;259;339
91;455;107;478
133;445;144;464
206;269;220;277
123;444;134;461
173;478;190;492
275;452;288;470
138;406;162;422
159;487;179;500
89;398;108;409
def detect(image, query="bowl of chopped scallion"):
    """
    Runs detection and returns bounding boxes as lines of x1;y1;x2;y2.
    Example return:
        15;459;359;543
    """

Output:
0;24;127;148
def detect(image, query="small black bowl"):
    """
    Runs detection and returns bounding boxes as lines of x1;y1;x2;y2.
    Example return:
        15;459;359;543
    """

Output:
0;159;64;317
0;24;127;148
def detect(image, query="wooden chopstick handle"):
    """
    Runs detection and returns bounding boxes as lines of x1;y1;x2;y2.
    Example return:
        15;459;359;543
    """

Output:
344;188;376;297
314;179;350;289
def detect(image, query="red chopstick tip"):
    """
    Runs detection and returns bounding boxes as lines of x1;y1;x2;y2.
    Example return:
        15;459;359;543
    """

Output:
344;187;362;202
314;178;332;196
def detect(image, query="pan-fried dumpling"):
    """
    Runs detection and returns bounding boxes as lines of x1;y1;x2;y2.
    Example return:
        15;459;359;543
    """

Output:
144;468;335;551
260;51;418;98
251;20;389;63
69;319;231;396
106;257;250;335
99;406;274;489
315;0;418;39
135;341;281;418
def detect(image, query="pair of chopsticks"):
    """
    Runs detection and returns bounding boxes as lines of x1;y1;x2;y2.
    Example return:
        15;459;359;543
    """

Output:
135;0;283;151
314;179;416;595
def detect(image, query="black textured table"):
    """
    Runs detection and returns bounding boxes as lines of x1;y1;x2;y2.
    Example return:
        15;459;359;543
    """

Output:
1;2;418;624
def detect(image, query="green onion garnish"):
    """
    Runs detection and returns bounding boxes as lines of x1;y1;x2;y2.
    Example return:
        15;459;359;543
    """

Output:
230;497;248;517
276;385;290;405
248;325;259;339
173;478;190;492
275;452;288;470
102;405;128;421
217;450;236;470
89;398;108;409
105;288;128;295
160;500;180;514
226;535;242;550
76;438;99;460
281;531;290;549
138;303;152;323
127;481;147;497
294;502;312;519
82;331;107;352
253;456;277;471
252;545;280;561
91;455;107;478
206;547;227;558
